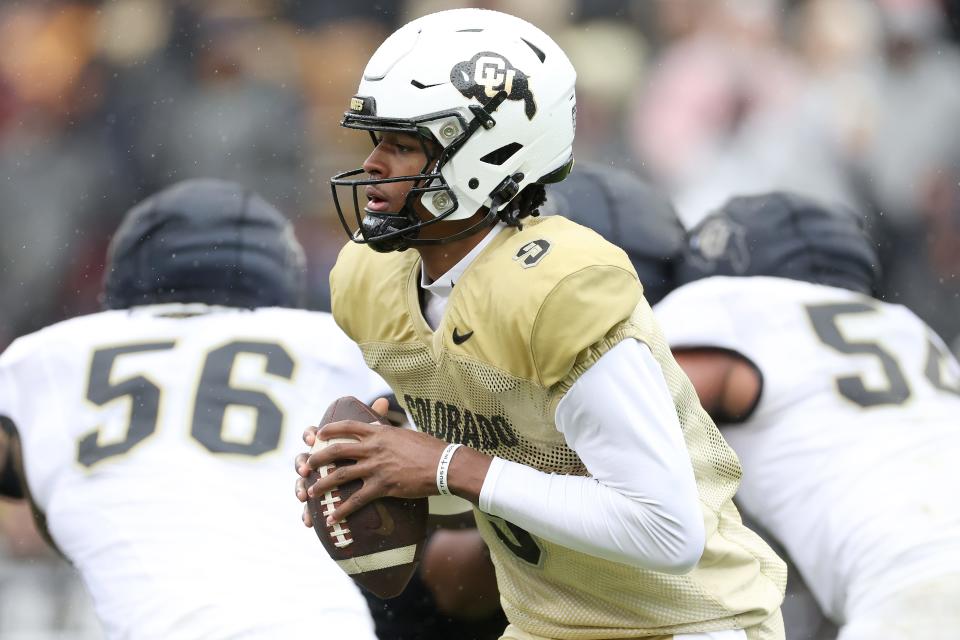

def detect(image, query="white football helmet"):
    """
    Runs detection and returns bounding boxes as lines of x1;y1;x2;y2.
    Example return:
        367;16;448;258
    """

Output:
331;8;577;252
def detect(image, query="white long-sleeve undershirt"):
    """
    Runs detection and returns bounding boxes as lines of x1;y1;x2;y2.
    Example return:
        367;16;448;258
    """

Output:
420;242;704;572
480;340;704;572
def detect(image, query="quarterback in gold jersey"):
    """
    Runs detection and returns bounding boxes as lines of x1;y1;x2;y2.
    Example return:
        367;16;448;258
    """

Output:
295;9;786;640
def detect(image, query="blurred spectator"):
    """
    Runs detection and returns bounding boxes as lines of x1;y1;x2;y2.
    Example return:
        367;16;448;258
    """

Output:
0;3;136;345
643;0;705;49
0;119;123;337
629;0;816;225
861;0;960;223
950;0;960;41
858;0;960;345
284;0;404;30
913;155;960;352
557;20;648;165
126;3;311;217
404;0;572;33
294;17;390;202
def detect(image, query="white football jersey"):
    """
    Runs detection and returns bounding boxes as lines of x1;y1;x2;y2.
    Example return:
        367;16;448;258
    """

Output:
0;305;387;640
655;277;960;622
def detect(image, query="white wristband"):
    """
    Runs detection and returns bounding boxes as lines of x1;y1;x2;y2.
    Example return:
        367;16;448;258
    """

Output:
436;443;463;496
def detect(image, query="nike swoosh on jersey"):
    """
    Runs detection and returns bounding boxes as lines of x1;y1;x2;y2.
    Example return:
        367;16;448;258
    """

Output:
452;328;474;345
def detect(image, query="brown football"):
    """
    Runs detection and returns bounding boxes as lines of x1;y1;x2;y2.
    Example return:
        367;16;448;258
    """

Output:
306;396;429;599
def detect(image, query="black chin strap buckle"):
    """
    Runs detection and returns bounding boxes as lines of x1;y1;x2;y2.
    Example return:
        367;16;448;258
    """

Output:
490;173;522;207
491;172;525;229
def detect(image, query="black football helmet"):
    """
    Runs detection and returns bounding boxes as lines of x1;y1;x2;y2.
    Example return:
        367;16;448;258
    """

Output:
102;178;305;310
677;191;881;294
542;163;685;305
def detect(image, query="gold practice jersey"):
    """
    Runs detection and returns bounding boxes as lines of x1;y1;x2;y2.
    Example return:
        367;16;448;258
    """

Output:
331;216;786;639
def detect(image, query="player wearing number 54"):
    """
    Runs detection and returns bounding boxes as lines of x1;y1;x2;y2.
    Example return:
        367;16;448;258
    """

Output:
297;8;786;640
656;192;960;640
0;179;387;639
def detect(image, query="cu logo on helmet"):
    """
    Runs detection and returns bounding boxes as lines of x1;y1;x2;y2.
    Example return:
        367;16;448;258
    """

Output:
692;217;750;273
451;52;537;120
475;56;516;98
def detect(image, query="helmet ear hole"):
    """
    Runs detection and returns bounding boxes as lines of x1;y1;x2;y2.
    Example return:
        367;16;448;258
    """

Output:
479;142;523;166
468;178;479;189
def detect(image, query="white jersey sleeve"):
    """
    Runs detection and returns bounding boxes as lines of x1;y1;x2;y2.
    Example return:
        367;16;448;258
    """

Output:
479;340;704;572
655;276;960;621
0;305;383;640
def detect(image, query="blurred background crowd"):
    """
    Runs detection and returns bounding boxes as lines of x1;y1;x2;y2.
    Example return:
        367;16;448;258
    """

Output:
0;0;958;638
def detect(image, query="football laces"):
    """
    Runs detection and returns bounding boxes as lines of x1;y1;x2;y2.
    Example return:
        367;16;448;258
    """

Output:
319;462;353;548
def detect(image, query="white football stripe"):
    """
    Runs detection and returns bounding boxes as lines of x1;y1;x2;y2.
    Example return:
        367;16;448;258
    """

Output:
335;544;417;575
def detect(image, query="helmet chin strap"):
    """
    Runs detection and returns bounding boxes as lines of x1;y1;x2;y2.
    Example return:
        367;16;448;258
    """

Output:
402;171;524;248
365;204;499;253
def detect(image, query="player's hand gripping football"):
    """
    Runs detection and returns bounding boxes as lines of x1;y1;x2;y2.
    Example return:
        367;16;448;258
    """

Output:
294;397;490;527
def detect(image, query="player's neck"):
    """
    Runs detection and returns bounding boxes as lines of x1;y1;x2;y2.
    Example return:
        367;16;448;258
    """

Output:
416;225;494;282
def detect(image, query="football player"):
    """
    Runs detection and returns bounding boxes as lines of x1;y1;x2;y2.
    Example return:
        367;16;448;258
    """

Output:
655;192;960;640
359;162;686;640
296;9;787;640
0;179;386;639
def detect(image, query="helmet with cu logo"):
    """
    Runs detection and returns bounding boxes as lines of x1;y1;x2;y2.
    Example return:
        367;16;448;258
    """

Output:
677;191;881;295
331;8;577;252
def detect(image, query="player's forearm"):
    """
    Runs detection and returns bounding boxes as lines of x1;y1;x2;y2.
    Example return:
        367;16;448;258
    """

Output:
476;340;704;571
446;444;492;504
479;458;702;572
443;434;702;573
442;420;702;572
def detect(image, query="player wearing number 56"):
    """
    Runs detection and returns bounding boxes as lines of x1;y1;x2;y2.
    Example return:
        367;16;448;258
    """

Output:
299;8;787;640
0;179;386;639
655;192;960;640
